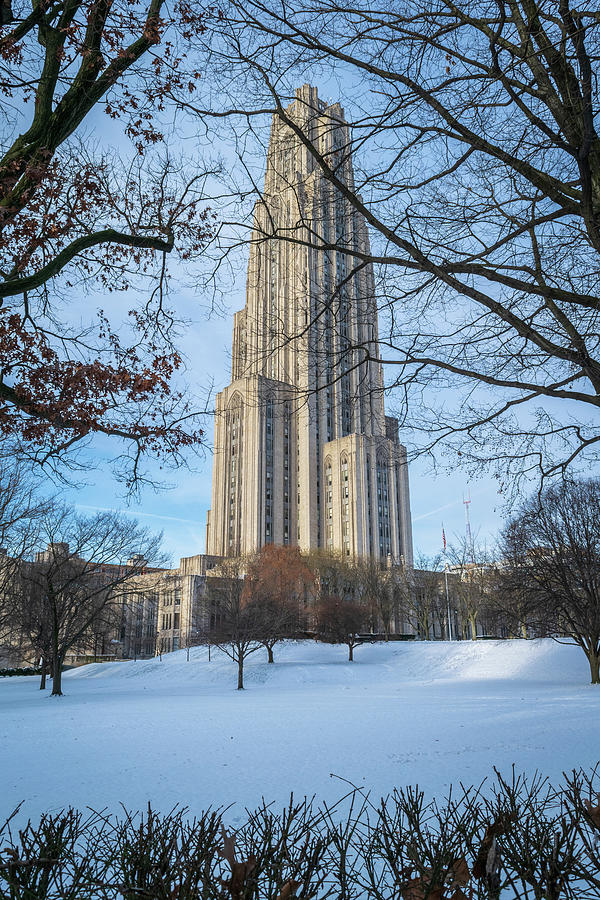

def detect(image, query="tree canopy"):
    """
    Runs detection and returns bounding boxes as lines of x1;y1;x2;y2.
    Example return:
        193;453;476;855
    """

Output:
0;0;214;488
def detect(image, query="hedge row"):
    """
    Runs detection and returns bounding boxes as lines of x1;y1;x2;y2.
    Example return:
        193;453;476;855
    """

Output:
2;768;600;899
0;667;40;677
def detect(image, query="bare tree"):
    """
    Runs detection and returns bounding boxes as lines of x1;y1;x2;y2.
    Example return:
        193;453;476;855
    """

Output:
305;551;356;603
447;539;495;641
6;574;53;684
208;557;263;689
244;545;315;663
118;581;161;661
396;554;446;640
186;0;600;488
494;522;542;639
14;505;166;695
314;594;367;661
0;463;50;665
499;478;600;684
351;557;397;639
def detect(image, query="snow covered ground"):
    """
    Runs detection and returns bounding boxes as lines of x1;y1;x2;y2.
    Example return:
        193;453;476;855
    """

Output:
1;639;598;825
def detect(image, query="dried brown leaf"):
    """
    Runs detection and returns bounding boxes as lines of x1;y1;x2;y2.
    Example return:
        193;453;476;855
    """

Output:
449;889;470;900
447;857;470;888
275;878;302;900
584;797;600;830
473;815;511;880
400;869;443;900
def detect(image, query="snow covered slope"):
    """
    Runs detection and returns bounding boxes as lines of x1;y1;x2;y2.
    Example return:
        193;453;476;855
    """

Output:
1;639;598;825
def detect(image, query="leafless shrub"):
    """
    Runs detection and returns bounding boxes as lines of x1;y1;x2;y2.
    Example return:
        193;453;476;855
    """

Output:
2;769;600;899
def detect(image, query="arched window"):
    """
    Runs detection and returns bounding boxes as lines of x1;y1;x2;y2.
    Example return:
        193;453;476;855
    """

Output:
395;462;403;557
366;454;373;554
227;394;244;554
324;459;334;549
340;455;350;556
264;395;274;543
283;400;291;544
376;451;391;558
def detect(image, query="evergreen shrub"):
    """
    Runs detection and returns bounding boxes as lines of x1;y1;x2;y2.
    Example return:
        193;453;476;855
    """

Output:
0;668;40;677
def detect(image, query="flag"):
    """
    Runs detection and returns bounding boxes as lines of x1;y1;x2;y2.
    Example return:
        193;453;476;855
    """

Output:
442;524;447;553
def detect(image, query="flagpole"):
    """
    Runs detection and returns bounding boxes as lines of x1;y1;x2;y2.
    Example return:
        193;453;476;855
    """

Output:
442;523;453;641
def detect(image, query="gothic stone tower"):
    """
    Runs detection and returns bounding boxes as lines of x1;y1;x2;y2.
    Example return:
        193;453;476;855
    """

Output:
206;85;413;564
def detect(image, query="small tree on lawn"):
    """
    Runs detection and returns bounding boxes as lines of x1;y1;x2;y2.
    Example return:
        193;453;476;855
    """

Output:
315;595;366;662
499;478;600;684
244;545;315;663
16;504;166;695
209;557;262;689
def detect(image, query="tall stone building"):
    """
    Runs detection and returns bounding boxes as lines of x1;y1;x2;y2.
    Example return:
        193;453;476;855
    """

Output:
207;85;413;564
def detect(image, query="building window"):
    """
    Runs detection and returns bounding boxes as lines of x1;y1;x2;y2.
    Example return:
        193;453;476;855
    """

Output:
325;460;333;549
227;396;244;553
377;455;391;557
283;400;291;544
265;396;274;543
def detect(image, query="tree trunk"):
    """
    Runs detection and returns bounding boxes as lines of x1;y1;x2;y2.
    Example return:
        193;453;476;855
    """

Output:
588;650;600;685
51;654;63;696
39;659;47;690
50;613;63;695
237;655;244;690
521;622;528;639
266;644;274;663
348;643;354;661
469;614;478;640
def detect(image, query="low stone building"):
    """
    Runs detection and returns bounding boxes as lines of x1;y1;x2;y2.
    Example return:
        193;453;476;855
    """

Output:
114;553;222;658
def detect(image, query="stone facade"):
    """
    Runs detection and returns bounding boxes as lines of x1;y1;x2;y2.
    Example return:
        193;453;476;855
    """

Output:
0;547;225;665
207;85;413;564
115;554;222;657
154;554;222;654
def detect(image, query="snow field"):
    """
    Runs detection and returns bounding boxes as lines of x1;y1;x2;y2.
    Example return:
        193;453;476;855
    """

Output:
0;639;598;826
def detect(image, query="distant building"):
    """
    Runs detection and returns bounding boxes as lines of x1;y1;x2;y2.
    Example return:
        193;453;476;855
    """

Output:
149;554;221;655
109;553;223;658
206;85;413;564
